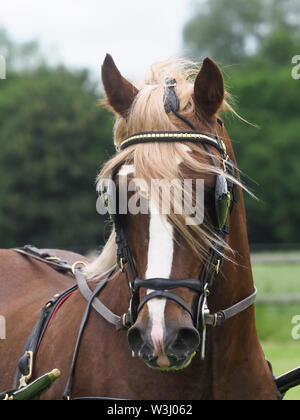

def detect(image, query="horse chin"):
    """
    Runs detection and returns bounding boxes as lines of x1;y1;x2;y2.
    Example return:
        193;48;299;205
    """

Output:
144;351;197;372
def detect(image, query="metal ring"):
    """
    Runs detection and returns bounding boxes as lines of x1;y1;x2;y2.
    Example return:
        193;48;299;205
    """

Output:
71;261;87;275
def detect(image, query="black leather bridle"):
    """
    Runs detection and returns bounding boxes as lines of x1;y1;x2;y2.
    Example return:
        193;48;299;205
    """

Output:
108;130;237;358
99;78;257;360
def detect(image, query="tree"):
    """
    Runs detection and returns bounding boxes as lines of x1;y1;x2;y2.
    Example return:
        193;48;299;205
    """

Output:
183;0;300;66
223;62;300;245
0;31;115;252
183;0;300;246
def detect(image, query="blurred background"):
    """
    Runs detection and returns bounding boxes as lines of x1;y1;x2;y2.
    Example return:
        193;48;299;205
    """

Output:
0;0;299;399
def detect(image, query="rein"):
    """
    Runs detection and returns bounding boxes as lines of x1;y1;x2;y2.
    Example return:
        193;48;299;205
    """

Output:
6;220;258;400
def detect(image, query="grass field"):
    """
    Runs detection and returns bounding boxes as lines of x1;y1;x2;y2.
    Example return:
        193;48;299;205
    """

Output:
252;261;300;400
262;341;300;400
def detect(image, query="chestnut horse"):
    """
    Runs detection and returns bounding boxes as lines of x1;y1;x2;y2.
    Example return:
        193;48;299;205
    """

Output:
0;55;279;400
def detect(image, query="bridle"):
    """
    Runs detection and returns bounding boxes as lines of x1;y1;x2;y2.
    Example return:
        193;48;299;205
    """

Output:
100;78;257;359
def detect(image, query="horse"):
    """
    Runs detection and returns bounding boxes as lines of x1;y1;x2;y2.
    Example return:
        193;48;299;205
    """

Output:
0;54;279;400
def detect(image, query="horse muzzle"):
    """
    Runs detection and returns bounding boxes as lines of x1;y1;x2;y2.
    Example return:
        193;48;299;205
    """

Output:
128;323;200;370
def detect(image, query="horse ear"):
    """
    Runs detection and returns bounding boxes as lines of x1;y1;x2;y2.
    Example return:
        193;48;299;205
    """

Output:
193;57;224;119
101;54;139;117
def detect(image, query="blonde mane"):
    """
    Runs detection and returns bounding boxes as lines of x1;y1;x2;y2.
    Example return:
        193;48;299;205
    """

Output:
84;59;241;280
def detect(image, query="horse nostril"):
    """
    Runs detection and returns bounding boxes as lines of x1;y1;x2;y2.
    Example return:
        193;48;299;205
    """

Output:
128;326;154;361
128;326;144;354
167;327;200;358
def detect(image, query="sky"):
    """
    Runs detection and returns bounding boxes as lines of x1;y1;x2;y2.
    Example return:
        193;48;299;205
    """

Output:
0;0;195;82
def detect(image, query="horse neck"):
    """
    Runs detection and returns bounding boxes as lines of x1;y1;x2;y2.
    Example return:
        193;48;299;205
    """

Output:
190;135;277;399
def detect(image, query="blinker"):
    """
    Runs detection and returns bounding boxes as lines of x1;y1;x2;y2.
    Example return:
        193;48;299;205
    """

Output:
215;174;230;230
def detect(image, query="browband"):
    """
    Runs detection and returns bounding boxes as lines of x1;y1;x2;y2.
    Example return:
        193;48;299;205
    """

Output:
118;131;226;153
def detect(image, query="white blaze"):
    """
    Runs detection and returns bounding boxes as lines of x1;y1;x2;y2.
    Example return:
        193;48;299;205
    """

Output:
146;200;174;357
118;163;176;362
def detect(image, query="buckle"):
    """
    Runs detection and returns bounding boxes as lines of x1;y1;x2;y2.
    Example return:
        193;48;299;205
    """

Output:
212;313;218;328
210;259;221;275
222;154;229;171
122;313;131;329
119;257;127;272
215;259;221;275
18;351;34;389
45;293;60;309
221;140;227;154
71;261;87;275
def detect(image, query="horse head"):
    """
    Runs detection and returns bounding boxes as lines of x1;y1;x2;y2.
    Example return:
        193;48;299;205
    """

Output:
87;54;244;370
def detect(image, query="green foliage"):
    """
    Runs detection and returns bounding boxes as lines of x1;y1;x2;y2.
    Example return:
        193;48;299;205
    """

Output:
224;61;300;244
262;342;300;400
252;255;300;400
253;262;300;341
0;60;115;251
1;0;300;251
184;0;300;65
253;263;300;294
184;0;265;64
253;261;300;400
184;0;300;246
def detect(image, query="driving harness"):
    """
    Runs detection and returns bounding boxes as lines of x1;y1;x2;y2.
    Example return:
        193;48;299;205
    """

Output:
102;78;258;361
1;77;279;400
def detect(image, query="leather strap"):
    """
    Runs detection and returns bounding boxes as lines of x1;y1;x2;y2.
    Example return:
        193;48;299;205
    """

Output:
13;246;126;331
205;287;258;327
9;245;262;400
133;277;203;293
74;268;123;330
62;270;115;400
13;245;73;274
137;291;195;320
16;284;78;389
13;246;257;331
